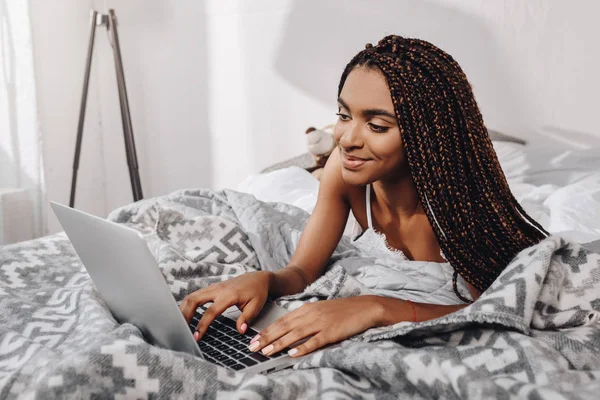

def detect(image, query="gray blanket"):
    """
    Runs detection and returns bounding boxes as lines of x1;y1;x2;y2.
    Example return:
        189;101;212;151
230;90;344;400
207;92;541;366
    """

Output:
1;188;600;399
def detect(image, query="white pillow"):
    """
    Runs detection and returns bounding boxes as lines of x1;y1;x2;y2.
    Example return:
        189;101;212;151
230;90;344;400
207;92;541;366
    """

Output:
493;141;600;242
236;167;319;213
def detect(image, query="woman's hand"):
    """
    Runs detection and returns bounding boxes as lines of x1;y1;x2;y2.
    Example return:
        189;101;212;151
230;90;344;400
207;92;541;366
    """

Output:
179;270;273;339
248;295;385;358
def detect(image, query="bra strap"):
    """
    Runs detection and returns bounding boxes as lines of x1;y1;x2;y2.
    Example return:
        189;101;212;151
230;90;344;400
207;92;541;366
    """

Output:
366;184;373;229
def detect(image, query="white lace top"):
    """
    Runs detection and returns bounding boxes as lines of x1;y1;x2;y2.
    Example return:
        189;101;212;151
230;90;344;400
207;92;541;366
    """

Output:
348;184;472;304
351;184;448;261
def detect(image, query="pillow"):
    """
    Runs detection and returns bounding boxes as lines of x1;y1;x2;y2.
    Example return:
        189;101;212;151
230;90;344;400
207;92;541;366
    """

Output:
237;167;319;214
493;141;600;186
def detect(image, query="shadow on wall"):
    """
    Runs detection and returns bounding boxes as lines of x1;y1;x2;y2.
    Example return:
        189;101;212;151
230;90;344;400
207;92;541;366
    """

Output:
274;0;532;138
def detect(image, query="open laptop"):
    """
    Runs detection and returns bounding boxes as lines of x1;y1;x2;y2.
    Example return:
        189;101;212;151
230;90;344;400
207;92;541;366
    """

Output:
50;201;300;374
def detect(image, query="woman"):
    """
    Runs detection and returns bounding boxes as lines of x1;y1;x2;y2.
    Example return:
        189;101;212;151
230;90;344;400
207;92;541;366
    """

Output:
180;35;548;358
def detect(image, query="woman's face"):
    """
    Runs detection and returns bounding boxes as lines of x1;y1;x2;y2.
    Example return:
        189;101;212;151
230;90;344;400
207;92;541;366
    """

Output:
334;66;406;186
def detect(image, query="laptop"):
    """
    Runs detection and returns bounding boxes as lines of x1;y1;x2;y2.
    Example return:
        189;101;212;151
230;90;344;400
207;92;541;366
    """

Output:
50;201;300;374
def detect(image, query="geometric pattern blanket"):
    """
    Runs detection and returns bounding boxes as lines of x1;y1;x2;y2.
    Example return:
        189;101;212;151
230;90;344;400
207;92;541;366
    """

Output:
1;188;600;399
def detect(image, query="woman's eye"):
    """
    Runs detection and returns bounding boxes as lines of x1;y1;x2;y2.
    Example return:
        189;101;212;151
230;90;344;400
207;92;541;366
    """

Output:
368;123;389;133
336;113;351;121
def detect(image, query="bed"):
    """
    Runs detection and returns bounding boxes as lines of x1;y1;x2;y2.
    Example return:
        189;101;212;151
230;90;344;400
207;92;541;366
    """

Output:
1;136;599;399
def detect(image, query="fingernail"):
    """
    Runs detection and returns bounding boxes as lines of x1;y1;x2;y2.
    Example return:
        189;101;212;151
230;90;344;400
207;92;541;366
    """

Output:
240;323;247;333
262;344;274;355
248;341;260;352
250;334;260;344
288;348;298;357
194;331;199;341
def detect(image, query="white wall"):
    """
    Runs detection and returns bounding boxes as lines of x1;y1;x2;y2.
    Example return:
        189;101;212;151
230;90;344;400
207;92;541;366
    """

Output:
29;0;600;234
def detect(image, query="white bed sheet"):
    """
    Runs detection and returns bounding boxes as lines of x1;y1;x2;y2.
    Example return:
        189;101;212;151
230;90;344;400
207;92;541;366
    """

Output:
237;142;600;243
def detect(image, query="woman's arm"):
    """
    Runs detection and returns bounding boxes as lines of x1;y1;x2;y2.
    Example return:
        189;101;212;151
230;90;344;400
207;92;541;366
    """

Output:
379;282;480;324
269;149;351;298
249;295;472;358
374;297;468;326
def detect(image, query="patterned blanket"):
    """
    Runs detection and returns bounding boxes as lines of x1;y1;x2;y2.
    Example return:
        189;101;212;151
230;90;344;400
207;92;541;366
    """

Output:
1;188;600;399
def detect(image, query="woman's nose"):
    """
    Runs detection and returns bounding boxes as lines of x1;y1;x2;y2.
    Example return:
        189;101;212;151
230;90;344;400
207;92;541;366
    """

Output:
338;123;363;149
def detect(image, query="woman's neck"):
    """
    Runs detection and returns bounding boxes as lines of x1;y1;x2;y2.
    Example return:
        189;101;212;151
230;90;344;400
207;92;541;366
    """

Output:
371;174;423;220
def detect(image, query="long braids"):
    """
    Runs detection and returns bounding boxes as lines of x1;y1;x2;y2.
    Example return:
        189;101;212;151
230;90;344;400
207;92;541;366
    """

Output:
338;36;548;301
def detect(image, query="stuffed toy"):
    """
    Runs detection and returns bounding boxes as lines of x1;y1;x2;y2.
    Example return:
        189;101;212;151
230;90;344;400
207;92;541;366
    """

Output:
305;124;336;180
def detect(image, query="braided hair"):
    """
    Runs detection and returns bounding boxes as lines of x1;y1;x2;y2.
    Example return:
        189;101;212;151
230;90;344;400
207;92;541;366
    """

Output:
338;35;548;302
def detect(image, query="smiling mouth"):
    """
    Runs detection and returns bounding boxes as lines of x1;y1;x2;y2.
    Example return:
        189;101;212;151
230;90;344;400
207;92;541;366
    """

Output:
342;153;370;170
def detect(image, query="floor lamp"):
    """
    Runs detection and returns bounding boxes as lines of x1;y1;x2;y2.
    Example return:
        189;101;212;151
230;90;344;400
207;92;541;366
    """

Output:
69;9;143;208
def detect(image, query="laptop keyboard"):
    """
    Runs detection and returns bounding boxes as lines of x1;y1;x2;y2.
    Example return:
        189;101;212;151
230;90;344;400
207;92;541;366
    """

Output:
189;306;289;371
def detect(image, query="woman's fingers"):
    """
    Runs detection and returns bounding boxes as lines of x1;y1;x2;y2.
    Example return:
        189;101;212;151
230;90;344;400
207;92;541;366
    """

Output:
236;298;263;334
180;285;242;340
179;287;217;321
259;324;317;357
194;298;237;340
249;309;307;353
286;333;332;357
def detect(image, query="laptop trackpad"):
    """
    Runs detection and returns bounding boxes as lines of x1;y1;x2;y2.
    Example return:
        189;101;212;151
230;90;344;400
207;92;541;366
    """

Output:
223;302;289;332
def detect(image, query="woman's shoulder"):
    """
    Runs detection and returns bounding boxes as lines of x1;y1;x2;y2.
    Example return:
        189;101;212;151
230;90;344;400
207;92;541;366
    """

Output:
320;150;369;226
320;149;351;197
322;150;367;197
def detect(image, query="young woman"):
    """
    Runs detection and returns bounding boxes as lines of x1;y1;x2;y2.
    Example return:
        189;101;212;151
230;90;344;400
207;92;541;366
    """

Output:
180;35;548;358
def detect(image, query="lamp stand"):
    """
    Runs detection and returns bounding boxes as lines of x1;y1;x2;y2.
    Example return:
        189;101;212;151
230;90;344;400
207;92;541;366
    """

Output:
69;9;143;208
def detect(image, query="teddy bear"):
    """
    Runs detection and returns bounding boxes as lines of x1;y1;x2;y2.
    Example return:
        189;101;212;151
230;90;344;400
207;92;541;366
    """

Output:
305;124;336;180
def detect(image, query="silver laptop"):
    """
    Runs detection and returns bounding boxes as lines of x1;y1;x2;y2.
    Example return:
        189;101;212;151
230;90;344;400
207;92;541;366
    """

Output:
50;201;300;374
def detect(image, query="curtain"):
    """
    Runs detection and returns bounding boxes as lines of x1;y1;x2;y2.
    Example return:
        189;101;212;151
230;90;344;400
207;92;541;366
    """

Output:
0;0;45;244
